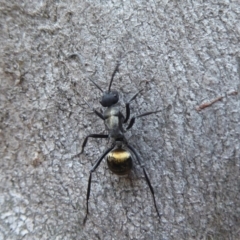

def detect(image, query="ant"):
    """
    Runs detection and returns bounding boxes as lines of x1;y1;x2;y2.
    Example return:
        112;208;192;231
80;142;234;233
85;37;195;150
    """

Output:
80;62;161;223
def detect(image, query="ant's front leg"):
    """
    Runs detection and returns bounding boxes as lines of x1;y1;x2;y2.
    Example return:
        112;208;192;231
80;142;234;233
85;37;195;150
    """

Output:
75;100;107;156
83;98;105;120
124;89;143;123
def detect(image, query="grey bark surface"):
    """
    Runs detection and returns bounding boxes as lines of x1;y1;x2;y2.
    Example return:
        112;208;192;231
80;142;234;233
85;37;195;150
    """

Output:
0;1;240;239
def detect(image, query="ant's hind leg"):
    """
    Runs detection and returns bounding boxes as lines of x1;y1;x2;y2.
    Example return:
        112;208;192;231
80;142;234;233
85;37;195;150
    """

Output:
127;144;161;221
83;143;116;224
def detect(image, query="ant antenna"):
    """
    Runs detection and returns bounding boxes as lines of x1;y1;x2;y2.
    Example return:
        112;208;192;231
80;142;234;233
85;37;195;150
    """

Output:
89;78;103;92
108;62;120;92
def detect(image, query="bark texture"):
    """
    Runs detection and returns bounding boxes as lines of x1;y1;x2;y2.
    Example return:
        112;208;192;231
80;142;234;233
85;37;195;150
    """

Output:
0;1;240;239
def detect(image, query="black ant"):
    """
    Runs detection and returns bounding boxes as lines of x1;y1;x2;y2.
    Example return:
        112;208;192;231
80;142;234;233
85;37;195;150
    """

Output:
80;62;161;223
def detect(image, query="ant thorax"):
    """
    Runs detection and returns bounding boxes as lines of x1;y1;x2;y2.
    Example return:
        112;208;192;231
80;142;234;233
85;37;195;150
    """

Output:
103;102;124;138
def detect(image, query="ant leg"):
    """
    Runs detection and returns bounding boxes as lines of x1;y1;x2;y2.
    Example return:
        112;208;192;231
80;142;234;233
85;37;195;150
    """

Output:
124;89;143;123
127;144;161;221
84;143;116;224
80;134;108;155
126;110;161;130
83;99;105;120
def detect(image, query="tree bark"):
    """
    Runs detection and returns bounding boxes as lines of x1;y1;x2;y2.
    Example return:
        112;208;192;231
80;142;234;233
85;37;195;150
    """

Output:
0;1;240;239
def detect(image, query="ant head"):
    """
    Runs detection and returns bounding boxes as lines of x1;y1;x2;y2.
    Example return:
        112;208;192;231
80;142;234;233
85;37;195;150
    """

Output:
100;90;119;107
89;63;120;107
